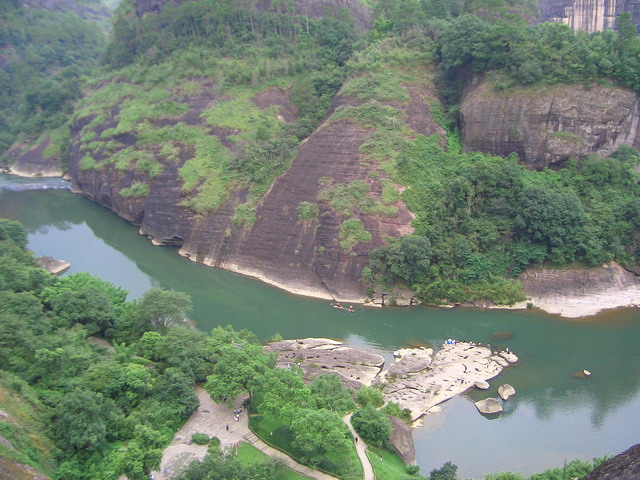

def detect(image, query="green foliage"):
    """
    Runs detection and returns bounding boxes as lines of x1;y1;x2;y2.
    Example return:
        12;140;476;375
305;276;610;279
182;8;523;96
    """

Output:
436;15;640;92
429;461;458;480
175;448;285;480
366;134;640;305
41;272;127;312
381;402;413;423
232;204;257;227
49;389;109;458
369;235;433;285
205;342;275;401
134;287;192;332
339;219;372;251
514;186;587;262
49;286;117;337
119;182;150;197
310;374;356;414
290;408;351;467
355;385;384;408
351;407;392;448
0;0;107;156
257;367;311;422
0;218;28;249
341;68;410;102
296;202;320;220
191;433;210;445
485;457;606;480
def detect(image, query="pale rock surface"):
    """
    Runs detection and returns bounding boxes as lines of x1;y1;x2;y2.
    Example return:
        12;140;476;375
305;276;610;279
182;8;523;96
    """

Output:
381;343;511;422
499;351;519;364
265;338;385;388
475;398;503;415
498;384;516;401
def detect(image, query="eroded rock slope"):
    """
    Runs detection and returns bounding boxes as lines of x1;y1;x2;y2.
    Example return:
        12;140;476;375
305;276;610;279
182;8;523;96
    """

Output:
68;60;444;301
460;75;640;169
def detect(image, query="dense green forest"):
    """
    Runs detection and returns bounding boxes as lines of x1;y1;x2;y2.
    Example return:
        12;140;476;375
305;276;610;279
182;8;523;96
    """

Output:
0;0;109;155
0;217;608;479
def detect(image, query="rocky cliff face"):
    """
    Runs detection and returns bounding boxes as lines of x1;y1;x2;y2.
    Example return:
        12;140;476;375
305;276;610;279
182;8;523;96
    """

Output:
460;75;640;169
68;70;444;301
582;444;640;480
6;138;63;178
538;0;640;32
520;262;640;317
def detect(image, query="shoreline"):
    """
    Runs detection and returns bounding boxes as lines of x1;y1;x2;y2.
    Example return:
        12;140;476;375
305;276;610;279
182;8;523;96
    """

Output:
6;170;640;319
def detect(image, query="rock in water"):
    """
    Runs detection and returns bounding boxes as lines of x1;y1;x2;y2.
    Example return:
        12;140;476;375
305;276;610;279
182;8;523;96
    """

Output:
36;256;71;275
574;369;592;378
475;380;490;390
499;351;519;364
491;331;513;341
475;398;503;415
498;384;516;401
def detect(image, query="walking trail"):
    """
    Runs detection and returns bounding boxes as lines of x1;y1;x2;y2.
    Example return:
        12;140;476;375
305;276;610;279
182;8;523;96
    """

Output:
150;387;339;480
343;414;375;480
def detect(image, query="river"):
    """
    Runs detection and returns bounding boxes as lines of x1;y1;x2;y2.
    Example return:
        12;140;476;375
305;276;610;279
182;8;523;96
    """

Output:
1;174;639;479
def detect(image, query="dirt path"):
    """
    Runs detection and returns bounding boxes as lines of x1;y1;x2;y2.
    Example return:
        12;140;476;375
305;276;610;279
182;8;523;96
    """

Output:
151;387;337;480
343;414;375;480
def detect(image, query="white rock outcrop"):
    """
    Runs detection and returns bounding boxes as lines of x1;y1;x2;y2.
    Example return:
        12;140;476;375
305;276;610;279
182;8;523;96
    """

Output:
475;398;503;415
498;384;516;401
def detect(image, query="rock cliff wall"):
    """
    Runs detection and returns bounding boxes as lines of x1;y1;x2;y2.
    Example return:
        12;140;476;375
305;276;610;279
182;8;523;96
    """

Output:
68;71;444;302
520;262;640;317
538;0;640;32
460;76;640;169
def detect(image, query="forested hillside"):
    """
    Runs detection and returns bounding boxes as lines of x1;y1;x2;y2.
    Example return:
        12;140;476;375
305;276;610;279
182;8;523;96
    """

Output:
0;0;109;159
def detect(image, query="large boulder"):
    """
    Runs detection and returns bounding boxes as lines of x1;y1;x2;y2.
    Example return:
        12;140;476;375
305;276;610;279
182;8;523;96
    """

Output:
264;338;385;389
460;77;640;170
498;384;516;401
387;416;416;465
475;398;503;415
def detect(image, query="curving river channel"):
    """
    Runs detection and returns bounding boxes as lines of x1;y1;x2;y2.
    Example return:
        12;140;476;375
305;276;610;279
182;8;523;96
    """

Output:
1;174;639;478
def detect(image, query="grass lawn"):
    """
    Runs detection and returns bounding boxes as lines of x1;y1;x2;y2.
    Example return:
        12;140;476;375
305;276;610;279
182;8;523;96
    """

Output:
237;442;310;480
366;446;422;480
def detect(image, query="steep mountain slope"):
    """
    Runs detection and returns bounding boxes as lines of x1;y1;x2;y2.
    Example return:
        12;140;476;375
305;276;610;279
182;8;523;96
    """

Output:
67;0;444;301
0;0;110;174
460;75;640;169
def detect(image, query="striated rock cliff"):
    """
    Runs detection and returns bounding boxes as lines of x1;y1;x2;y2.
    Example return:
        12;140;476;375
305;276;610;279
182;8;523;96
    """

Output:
68;66;443;301
538;0;640;32
582;443;640;480
460;76;640;169
520;262;640;317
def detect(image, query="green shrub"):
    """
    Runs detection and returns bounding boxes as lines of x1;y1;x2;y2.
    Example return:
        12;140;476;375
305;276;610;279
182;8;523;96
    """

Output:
191;433;210;445
120;183;149;197
339;219;372;251
351;407;391;448
297;202;320;220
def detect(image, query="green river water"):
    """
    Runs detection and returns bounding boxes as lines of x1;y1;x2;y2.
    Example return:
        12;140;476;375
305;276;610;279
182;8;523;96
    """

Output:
1;174;639;478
